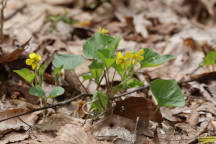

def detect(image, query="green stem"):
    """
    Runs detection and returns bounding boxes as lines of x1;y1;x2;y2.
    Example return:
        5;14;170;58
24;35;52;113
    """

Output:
74;71;89;94
34;69;37;86
110;70;116;89
96;70;105;90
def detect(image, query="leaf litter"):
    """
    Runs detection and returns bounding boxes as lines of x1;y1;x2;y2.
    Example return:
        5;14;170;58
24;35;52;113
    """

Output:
1;0;216;143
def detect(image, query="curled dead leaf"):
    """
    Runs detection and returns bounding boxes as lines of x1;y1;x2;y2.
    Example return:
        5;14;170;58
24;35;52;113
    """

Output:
113;97;163;123
0;38;31;64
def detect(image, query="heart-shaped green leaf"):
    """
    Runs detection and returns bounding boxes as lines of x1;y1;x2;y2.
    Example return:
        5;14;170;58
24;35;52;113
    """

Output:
48;86;64;98
52;54;85;70
14;68;35;84
200;51;216;66
83;32;120;59
150;79;185;107
141;48;175;67
29;86;46;99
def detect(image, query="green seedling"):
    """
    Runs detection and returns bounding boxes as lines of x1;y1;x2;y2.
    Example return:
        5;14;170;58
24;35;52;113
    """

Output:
14;52;65;107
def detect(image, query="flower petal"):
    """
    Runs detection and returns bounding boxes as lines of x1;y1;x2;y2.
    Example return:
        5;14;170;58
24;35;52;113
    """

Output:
36;63;40;69
125;52;133;59
137;49;144;55
26;59;33;65
35;54;41;61
117;52;123;58
32;63;36;70
137;56;144;61
29;53;36;59
98;27;108;34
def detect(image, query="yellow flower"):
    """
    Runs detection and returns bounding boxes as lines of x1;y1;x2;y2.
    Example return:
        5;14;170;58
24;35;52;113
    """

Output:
116;52;131;68
126;49;144;64
98;27;108;34
26;53;41;70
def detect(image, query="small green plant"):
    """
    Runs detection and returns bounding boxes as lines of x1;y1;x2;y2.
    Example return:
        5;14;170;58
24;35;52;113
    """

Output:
52;28;184;116
46;11;75;25
14;28;185;117
14;53;64;106
45;10;76;32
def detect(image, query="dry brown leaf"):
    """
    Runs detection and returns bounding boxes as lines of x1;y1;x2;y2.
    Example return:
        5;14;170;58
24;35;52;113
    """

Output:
114;97;163;123
10;85;39;105
0;132;29;144
64;70;84;93
50;122;101;144
35;114;77;132
0;38;31;64
188;108;199;128
0;108;39;137
44;0;74;5
93;115;152;143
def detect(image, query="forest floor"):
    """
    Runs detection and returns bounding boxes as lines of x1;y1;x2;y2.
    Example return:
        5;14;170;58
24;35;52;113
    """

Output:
1;0;216;144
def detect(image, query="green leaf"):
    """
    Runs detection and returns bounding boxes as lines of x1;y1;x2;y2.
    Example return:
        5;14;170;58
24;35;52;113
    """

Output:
150;79;185;107
91;91;108;114
89;60;104;83
54;65;63;84
97;49;115;68
112;62;126;78
14;68;35;84
48;86;64;98
200;51;216;66
83;32;120;59
39;63;45;86
81;73;94;82
53;54;85;70
29;86;46;99
141;48;175;67
126;78;143;89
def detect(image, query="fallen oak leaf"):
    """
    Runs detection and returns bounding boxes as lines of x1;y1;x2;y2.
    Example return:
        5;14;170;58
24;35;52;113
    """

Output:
113;97;163;123
0;38;31;64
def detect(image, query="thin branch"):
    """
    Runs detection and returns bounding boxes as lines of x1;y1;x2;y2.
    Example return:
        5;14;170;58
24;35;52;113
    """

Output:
0;74;211;123
0;0;7;43
113;85;149;99
18;117;32;129
113;77;204;99
96;70;105;90
4;4;26;21
132;116;139;144
74;72;89;94
0;93;91;123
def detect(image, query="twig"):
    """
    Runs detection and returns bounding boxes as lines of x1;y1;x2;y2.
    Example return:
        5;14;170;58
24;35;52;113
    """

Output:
0;0;7;43
18;117;32;129
113;77;204;99
4;4;26;21
96;70;105;90
74;72;89;94
113;85;149;99
0;74;211;123
0;93;91;123
133;116;139;144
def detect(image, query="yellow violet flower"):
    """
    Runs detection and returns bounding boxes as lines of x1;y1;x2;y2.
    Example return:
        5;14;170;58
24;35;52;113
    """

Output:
126;49;144;64
116;52;131;68
26;53;41;70
98;27;108;34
